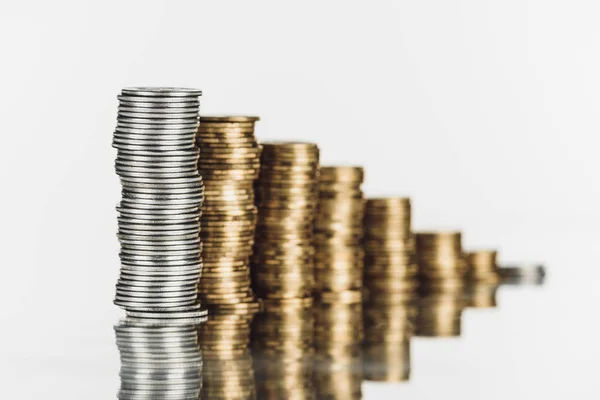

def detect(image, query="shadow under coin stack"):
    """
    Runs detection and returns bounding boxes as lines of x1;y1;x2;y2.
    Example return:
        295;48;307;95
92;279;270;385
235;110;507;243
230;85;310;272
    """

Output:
252;298;315;400
415;232;466;337
196;116;260;308
198;303;260;400
465;250;500;308
363;198;417;382
313;166;365;400
112;87;207;324
115;320;205;400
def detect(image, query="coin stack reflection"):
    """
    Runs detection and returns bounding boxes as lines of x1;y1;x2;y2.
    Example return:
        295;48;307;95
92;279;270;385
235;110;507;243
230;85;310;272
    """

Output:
363;198;417;382
252;298;315;400
252;142;320;298
196;116;260;308
198;303;260;400
313;292;363;399
113;87;204;319
115;320;204;400
415;232;466;337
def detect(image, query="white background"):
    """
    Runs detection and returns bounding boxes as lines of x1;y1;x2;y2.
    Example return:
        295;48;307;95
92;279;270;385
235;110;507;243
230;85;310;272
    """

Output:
1;0;599;398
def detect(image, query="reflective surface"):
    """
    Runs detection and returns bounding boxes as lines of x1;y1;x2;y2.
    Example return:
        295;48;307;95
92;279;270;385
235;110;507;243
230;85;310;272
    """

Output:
110;272;545;400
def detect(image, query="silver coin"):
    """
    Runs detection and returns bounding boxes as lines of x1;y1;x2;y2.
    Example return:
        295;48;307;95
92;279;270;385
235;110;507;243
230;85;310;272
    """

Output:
116;119;198;128
115;296;197;306
121;87;202;97
118;101;199;110
126;309;207;320
116;206;200;217
118;236;200;247
119;254;201;264
116;284;197;293
118;203;202;212
113;135;196;145
119;265;201;274
118;111;199;119
116;148;199;158
113;142;196;152
115;159;198;169
119;175;202;185
117;279;199;288
116;289;197;299
118;274;200;282
119;244;201;254
121;316;208;327
119;248;201;258
117;220;199;231
118;94;200;104
122;191;203;200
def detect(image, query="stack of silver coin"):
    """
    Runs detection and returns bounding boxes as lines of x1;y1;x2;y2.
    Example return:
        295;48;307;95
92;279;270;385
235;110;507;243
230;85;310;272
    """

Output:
113;87;204;319
115;320;204;400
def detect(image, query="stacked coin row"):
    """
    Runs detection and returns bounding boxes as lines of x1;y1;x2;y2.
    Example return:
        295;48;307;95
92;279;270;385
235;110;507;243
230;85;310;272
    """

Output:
252;298;315;399
252;142;320;299
313;291;363;400
115;320;204;400
196;116;260;308
363;291;416;382
314;166;365;292
415;231;466;282
113;87;204;314
198;303;260;400
364;198;418;293
466;249;500;283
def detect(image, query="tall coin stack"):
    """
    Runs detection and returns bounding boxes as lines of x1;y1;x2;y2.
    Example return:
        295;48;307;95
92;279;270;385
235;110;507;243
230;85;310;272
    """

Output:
195;116;260;308
112;87;206;321
198;303;260;400
313;166;364;400
115;320;204;400
363;198;417;382
252;142;320;298
363;198;418;292
313;291;363;399
314;166;365;292
252;298;315;400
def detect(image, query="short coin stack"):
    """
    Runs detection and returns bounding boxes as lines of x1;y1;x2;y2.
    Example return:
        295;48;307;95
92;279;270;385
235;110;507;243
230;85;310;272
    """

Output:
466;249;500;283
115;320;204;400
252;298;315;400
198;303;260;400
364;198;418;293
252;142;320;298
195;116;261;308
415;231;466;283
314;166;365;292
313;291;363;399
363;291;416;382
363;197;417;382
112;87;205;322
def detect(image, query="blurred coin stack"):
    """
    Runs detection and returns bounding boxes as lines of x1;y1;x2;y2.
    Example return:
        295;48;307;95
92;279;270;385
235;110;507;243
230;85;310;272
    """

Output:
313;291;363;399
252;298;315;400
115;320;204;400
466;249;500;283
465;280;499;308
415;232;466;337
198;303;260;400
252;142;320;298
415;282;465;337
363;198;418;292
415;232;466;283
498;264;546;285
314;166;365;292
363;291;416;382
195;116;261;307
363;198;417;382
112;87;205;319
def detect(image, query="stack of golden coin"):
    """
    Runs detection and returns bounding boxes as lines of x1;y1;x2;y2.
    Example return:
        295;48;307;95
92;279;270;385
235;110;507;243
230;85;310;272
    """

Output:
252;142;320;299
363;198;418;292
415;231;466;281
363;291;416;382
196;116;260;307
466;249;500;282
252;298;314;399
416;281;466;337
313;291;363;399
314;166;365;292
199;303;260;400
